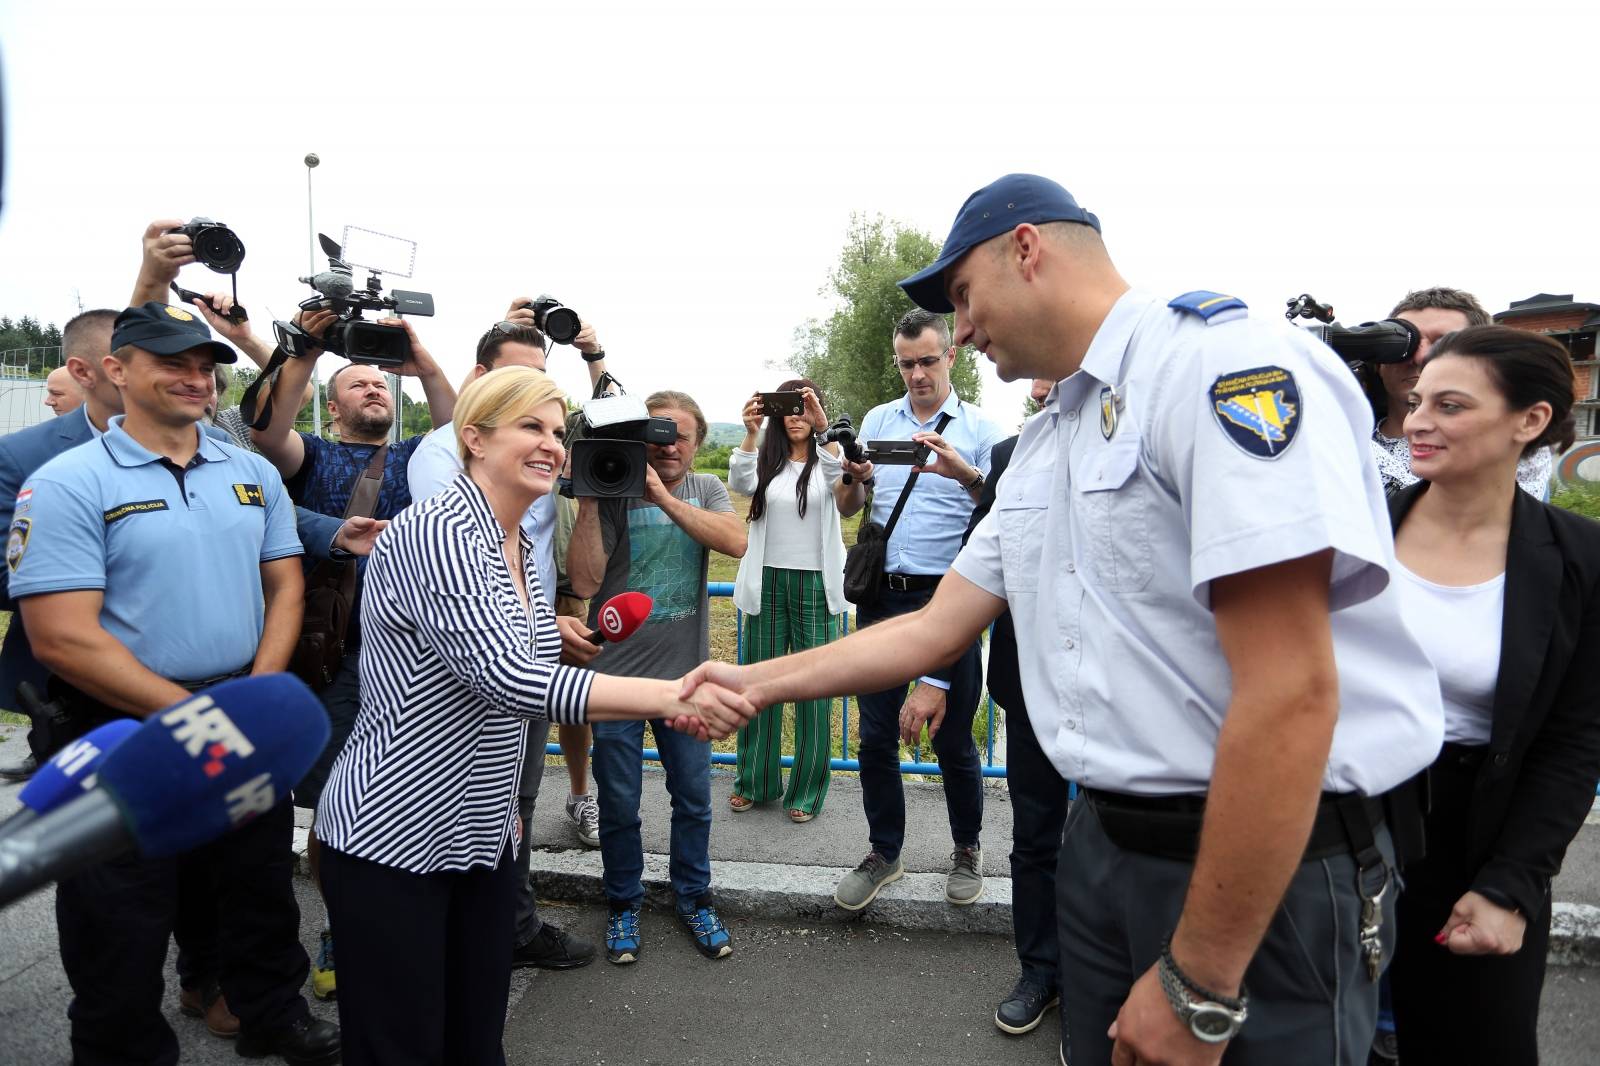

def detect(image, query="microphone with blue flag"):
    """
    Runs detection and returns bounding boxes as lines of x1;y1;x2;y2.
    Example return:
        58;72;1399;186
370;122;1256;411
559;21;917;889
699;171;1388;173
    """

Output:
0;718;141;843
0;674;329;907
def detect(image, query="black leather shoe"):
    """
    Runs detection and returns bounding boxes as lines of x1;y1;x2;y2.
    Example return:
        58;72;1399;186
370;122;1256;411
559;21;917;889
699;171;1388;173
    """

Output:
0;752;38;782
995;977;1060;1035
511;920;596;970
235;1015;340;1065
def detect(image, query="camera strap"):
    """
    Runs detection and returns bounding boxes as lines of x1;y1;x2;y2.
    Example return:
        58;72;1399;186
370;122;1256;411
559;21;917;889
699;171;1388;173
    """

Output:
877;410;953;544
237;346;292;432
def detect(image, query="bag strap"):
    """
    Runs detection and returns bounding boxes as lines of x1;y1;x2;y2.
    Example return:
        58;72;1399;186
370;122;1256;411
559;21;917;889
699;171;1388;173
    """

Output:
880;410;955;541
344;443;390;520
238;347;293;432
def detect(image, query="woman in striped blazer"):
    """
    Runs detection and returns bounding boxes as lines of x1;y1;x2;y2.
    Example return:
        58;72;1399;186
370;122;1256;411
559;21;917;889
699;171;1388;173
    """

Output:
314;367;755;1066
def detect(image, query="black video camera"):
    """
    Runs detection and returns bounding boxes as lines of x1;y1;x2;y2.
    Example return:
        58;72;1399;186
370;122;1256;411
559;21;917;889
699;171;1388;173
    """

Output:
166;217;246;274
1285;294;1420;365
822;416;870;484
521;295;582;345
297;233;435;368
566;393;679;498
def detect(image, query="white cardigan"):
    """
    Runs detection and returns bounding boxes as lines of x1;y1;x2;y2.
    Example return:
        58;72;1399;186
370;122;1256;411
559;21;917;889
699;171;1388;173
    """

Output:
729;445;849;617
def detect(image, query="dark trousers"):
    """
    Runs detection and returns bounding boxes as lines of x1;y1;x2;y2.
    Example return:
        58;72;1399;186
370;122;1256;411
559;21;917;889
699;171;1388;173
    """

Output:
513;719;552;946
322;843;518;1066
1057;797;1394;1066
1390;747;1550;1065
854;583;984;863
294;652;362;809
1003;691;1068;990
55;800;310;1066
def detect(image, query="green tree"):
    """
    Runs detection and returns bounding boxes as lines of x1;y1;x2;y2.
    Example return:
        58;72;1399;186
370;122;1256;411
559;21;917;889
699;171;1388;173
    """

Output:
0;315;63;377
792;215;982;425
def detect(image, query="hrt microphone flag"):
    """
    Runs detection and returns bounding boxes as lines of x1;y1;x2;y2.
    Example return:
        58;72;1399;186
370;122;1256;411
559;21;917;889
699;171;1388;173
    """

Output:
99;673;330;857
0;674;329;907
591;591;652;645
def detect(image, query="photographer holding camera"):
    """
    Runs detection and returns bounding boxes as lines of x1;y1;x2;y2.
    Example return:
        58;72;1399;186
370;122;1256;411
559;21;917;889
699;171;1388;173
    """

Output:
566;389;747;965
407;301;617;973
1367;287;1553;499
826;308;1005;914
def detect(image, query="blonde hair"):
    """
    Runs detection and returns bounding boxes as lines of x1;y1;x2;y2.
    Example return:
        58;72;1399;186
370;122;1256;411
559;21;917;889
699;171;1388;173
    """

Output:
454;366;567;462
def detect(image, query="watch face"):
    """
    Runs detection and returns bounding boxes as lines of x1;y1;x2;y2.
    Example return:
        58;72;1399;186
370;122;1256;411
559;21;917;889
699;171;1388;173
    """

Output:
1190;1005;1237;1043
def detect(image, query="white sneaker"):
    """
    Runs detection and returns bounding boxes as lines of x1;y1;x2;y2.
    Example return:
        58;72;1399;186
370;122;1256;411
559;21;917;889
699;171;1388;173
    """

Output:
566;793;600;848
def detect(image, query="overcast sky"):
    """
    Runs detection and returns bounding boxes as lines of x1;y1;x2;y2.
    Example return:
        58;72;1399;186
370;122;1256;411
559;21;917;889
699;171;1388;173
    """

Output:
3;0;1597;430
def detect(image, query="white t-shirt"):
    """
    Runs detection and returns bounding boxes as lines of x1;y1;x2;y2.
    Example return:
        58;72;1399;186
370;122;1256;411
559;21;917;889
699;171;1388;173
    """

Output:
760;459;825;571
1394;561;1504;747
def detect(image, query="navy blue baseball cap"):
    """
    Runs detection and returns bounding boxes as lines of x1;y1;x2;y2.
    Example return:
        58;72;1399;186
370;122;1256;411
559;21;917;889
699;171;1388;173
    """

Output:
898;174;1101;314
110;302;237;364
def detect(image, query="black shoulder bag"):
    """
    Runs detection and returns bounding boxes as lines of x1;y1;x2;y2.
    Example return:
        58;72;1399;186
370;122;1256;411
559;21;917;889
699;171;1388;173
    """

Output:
842;411;952;607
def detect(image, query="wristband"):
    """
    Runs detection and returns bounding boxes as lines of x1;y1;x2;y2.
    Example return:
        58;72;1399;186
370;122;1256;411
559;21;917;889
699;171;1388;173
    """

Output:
581;348;607;364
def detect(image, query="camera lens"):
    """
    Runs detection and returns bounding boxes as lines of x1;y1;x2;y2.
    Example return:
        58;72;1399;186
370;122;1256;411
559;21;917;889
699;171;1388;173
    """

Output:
193;228;246;274
539;305;581;345
592;448;630;491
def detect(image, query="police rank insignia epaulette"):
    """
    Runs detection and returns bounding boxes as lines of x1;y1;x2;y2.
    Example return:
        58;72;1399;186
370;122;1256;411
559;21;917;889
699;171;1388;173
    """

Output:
1209;366;1301;459
1168;291;1248;324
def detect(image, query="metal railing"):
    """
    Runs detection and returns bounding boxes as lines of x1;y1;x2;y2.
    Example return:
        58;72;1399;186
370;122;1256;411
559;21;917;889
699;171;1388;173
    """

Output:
548;581;1007;779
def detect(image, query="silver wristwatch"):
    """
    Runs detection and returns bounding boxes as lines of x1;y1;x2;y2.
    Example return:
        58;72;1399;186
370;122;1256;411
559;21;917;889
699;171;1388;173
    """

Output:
1157;947;1248;1044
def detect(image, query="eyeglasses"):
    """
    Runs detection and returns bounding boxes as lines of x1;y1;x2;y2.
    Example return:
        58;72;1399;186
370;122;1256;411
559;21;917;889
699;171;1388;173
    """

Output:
895;355;945;372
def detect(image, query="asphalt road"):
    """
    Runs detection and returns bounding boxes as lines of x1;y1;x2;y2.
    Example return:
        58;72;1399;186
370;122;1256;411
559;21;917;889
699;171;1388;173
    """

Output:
5;883;1600;1065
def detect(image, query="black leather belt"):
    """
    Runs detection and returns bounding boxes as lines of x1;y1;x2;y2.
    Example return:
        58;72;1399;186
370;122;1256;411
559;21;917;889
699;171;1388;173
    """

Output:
1082;787;1386;864
884;572;941;592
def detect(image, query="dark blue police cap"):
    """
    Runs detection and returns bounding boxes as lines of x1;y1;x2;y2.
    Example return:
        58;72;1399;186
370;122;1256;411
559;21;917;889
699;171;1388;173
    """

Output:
110;302;237;364
898;174;1101;314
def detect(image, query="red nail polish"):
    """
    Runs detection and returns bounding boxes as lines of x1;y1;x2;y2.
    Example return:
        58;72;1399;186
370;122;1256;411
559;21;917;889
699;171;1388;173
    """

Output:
1434;932;1448;944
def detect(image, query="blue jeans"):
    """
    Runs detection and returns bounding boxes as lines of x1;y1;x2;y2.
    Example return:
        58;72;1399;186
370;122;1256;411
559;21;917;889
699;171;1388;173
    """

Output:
591;718;712;911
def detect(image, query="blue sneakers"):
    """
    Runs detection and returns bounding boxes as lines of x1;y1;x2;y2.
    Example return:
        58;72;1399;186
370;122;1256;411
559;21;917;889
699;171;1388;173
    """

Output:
677;897;733;960
606;902;642;965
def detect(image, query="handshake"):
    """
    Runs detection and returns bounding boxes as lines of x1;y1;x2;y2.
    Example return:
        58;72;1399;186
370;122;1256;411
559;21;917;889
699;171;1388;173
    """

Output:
667;662;760;743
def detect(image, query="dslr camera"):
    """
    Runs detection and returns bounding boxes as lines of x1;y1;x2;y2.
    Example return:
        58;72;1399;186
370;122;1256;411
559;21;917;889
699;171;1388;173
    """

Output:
1285;294;1420;364
566;393;679;499
166;217;246;274
296;232;435;368
519;296;582;345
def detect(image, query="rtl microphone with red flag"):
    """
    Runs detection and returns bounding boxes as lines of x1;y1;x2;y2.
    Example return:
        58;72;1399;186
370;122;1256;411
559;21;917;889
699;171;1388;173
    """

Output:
589;591;652;644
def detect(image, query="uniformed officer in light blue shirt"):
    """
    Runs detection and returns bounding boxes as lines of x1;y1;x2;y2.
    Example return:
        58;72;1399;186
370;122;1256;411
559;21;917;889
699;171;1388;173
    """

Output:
679;175;1443;1066
9;301;339;1064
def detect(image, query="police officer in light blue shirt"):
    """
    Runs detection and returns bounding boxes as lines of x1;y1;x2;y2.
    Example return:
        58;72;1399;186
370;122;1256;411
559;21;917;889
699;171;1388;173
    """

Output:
10;301;339;1066
829;308;1006;915
678;175;1443;1066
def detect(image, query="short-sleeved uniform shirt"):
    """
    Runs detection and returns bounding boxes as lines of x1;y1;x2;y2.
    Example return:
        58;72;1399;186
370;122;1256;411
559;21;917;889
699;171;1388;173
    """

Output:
859;390;1006;575
287;431;425;648
588;472;733;681
954;290;1444;798
7;417;302;680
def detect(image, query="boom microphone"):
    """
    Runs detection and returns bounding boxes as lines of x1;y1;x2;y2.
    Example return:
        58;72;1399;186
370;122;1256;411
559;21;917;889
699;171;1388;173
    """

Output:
0;719;140;842
588;591;652;645
0;674;329;907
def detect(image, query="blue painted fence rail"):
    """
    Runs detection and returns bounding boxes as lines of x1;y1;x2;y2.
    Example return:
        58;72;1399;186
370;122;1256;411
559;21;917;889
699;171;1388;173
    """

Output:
548;580;1008;779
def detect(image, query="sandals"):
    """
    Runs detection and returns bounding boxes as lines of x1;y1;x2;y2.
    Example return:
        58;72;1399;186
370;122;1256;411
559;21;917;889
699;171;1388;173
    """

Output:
729;794;754;813
788;809;815;824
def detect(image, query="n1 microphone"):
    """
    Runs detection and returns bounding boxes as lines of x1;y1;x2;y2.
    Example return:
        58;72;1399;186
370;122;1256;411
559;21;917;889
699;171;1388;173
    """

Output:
0;674;329;908
0;719;141;842
588;591;652;645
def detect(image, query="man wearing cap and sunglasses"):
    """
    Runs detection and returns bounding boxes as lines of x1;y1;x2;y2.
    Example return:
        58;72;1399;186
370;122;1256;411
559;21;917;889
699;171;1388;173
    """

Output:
678;174;1443;1066
10;301;341;1065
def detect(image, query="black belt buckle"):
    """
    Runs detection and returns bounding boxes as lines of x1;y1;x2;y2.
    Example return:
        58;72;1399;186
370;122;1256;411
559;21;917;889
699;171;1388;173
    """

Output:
886;573;912;592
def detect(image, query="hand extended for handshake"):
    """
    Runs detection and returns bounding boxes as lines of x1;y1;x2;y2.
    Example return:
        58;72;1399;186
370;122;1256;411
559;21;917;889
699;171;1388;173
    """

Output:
666;661;755;743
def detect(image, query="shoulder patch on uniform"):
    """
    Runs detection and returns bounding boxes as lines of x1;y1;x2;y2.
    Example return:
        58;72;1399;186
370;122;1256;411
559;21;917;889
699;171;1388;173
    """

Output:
7;518;30;573
1209;366;1301;460
1169;291;1248;324
232;483;265;507
103;499;170;524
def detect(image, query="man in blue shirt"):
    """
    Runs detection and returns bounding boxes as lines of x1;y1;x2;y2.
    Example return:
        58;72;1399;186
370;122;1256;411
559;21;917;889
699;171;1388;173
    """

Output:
10;302;340;1066
831;309;1005;912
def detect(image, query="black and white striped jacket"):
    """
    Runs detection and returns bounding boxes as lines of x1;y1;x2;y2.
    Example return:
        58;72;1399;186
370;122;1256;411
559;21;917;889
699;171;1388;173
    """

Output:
316;474;594;873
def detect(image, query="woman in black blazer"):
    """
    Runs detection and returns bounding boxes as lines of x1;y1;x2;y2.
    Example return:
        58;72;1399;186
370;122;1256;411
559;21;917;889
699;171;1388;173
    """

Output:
1386;326;1600;1064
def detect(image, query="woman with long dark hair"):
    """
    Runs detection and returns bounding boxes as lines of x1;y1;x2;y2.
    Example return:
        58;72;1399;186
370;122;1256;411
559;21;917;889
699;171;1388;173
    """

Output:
727;378;850;822
1387;326;1600;1064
